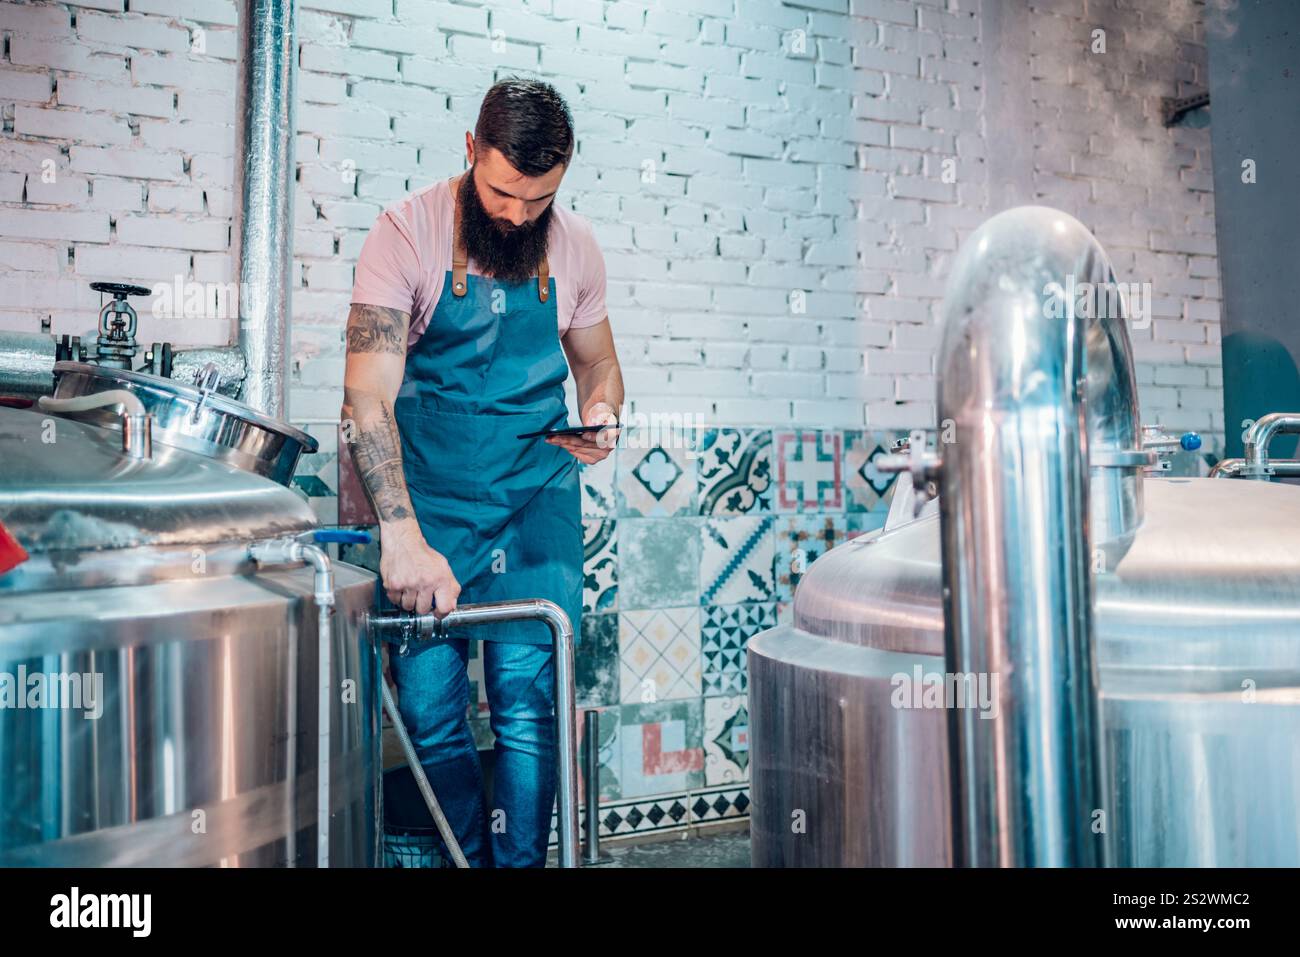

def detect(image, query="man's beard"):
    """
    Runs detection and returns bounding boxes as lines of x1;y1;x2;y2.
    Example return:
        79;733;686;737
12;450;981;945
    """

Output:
457;169;553;284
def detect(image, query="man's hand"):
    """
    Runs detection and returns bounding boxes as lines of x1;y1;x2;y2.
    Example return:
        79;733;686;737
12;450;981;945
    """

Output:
547;401;620;465
379;521;461;617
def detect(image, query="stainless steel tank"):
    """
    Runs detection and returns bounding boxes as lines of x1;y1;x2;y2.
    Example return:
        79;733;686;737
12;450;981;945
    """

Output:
0;399;381;866
749;207;1300;867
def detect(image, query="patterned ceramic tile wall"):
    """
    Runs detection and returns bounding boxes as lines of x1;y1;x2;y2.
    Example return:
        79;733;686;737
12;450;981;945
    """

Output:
320;426;916;846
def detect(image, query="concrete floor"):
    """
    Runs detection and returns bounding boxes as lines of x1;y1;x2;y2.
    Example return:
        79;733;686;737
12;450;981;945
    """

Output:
552;824;752;868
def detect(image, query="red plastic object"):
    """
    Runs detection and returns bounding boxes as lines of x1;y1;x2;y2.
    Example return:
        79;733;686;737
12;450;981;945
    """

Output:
0;520;29;576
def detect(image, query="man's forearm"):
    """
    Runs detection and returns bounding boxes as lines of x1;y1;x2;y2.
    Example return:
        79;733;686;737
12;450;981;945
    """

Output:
343;387;419;529
341;302;420;533
575;355;625;420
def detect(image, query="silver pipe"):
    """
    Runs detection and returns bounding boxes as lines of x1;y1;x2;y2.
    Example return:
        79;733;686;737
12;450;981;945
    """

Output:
937;206;1117;867
370;599;581;868
1243;412;1300;480
170;346;247;398
297;543;333;870
379;681;470;868
1210;458;1245;478
1211;456;1300;479
584;709;601;865
233;0;298;418
0;331;57;397
248;537;334;868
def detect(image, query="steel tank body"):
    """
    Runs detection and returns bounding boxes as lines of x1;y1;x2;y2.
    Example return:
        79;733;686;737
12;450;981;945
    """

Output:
0;405;382;866
749;477;1300;867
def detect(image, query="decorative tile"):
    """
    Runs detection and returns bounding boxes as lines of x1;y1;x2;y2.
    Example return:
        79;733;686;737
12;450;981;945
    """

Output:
618;700;705;798
776;601;793;625
306;492;339;525
337;532;381;575
619;518;701;609
577;612;620;709
696;427;773;515
616;431;697;517
774;514;848;603
773;430;843;512
582;518;617;614
843;429;904;513
703;695;750;785
701;603;775;696
293;474;333;498
548;793;693;847
699;515;775;606
845;510;887;540
465;639;490;719
576;704;621;802
470;715;496;751
688;785;751;825
579;458;616;517
619;608;701;704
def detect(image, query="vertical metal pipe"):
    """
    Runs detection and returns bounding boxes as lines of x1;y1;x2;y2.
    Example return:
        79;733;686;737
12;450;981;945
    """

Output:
548;605;580;869
583;709;601;864
937;206;1123;867
233;0;297;418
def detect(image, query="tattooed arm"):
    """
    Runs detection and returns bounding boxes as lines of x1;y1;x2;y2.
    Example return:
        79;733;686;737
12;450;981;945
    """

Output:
342;303;460;616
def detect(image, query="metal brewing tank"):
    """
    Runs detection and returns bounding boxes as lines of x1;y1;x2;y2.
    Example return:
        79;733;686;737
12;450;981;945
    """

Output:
0;399;382;866
748;207;1300;867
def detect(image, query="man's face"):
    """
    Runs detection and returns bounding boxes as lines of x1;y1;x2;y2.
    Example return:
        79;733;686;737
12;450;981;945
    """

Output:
466;141;565;228
458;139;566;283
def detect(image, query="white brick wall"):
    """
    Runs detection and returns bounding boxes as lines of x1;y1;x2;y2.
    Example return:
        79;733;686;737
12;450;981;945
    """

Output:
0;0;1221;449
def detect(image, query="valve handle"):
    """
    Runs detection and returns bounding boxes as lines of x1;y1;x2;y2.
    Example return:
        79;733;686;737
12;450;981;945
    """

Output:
90;281;152;300
1180;432;1202;451
310;529;373;545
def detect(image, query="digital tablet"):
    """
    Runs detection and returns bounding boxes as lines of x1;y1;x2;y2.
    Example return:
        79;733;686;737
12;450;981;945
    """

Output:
516;423;618;440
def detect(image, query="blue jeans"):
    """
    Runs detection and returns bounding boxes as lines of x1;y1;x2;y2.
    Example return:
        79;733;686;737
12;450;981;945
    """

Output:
389;638;557;868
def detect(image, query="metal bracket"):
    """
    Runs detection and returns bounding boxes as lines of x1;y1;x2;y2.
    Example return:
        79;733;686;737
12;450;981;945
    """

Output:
1162;90;1210;127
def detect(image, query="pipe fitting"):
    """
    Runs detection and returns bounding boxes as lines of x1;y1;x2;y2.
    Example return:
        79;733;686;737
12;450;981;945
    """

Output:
38;389;154;460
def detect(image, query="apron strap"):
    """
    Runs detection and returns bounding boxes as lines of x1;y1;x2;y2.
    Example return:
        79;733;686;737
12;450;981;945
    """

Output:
450;176;468;298
450;173;552;303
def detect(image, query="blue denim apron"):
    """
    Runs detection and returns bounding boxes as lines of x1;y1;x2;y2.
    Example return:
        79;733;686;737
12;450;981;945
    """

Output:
393;182;583;645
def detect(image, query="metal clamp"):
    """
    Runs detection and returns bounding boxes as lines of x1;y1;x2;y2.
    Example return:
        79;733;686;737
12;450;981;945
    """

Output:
874;431;943;519
191;362;222;424
1136;426;1202;474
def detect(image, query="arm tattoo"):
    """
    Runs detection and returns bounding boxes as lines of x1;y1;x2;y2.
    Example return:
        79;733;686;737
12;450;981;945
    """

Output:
344;390;416;523
346;304;409;355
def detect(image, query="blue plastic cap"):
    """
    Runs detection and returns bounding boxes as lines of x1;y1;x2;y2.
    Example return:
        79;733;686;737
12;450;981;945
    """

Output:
1180;432;1202;451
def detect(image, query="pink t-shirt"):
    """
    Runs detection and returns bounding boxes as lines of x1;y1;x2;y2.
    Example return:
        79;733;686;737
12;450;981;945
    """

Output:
351;179;607;350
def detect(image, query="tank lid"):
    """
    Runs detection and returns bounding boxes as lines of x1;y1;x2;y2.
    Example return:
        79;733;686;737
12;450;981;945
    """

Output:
0;404;316;564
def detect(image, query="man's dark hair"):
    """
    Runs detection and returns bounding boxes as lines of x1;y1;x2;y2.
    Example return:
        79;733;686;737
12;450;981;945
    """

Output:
474;78;575;177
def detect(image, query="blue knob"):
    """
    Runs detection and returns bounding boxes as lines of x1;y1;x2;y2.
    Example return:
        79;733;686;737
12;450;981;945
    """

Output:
312;529;373;545
1180;432;1202;451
